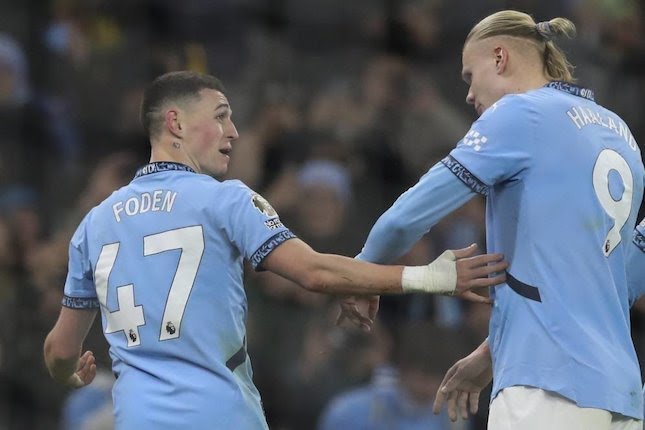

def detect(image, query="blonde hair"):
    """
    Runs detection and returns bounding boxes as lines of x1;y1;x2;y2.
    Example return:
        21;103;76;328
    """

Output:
466;10;577;82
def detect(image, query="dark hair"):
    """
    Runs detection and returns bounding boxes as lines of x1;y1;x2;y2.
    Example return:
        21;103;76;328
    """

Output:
466;10;577;82
140;71;225;138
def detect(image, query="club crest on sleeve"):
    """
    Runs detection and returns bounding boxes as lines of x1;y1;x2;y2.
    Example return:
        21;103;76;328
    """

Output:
462;129;488;151
251;194;277;217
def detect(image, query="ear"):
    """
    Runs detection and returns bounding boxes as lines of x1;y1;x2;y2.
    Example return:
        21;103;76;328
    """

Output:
493;46;509;74
164;109;183;138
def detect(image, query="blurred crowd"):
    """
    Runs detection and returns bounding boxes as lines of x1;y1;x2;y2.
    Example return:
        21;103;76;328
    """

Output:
0;0;643;429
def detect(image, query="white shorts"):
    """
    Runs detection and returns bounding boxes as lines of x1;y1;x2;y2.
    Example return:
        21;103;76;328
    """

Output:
488;386;642;430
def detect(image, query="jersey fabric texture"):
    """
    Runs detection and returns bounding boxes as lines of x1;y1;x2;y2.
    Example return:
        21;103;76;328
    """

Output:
63;162;295;429
445;83;644;419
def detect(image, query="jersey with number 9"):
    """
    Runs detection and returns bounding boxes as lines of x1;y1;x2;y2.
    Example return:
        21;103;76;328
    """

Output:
444;85;645;419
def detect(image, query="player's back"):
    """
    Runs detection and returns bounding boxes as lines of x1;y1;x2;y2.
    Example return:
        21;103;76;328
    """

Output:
485;85;645;418
83;163;271;429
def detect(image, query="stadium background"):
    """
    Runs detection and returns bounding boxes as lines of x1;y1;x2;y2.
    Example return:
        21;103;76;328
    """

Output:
0;0;643;429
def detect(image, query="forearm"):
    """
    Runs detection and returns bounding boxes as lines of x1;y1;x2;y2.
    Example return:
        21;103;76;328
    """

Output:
43;307;96;385
44;334;80;384
304;250;458;296
263;238;463;297
304;252;404;295
357;163;476;263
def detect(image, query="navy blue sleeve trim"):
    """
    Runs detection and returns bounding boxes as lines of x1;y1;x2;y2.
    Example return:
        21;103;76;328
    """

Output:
441;155;489;196
250;230;297;271
506;271;542;302
634;228;645;253
62;295;100;309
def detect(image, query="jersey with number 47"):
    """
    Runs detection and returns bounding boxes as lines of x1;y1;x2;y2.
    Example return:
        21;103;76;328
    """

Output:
443;83;645;419
63;162;295;429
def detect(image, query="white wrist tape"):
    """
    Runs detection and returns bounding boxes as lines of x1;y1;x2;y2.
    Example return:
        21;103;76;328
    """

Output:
401;250;457;294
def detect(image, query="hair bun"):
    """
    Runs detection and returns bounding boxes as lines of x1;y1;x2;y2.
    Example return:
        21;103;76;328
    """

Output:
536;21;554;41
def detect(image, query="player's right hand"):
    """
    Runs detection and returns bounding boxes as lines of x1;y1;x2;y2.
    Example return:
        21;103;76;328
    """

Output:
453;244;507;303
67;350;97;389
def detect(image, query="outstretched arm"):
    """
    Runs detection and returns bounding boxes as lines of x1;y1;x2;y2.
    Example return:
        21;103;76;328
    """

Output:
357;162;477;264
44;307;98;388
345;162;481;330
262;238;506;298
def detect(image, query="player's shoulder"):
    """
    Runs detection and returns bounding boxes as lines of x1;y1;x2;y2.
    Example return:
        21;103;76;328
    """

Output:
180;175;249;193
217;180;281;220
217;178;252;193
210;178;258;205
147;173;251;200
469;93;536;141
196;178;272;216
477;93;535;125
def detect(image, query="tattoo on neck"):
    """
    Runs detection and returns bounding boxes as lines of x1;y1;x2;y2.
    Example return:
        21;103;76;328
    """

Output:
172;142;181;149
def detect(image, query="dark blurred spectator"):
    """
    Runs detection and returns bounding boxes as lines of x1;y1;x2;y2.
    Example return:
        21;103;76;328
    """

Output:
0;33;80;196
397;73;471;178
0;185;43;261
277;307;392;429
227;85;307;190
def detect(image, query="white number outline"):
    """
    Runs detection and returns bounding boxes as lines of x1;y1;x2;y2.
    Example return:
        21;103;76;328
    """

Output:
94;225;205;346
592;149;633;256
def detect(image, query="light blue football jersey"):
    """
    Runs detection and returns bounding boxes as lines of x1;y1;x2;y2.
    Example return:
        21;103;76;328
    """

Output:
63;161;296;429
357;82;645;419
445;82;645;418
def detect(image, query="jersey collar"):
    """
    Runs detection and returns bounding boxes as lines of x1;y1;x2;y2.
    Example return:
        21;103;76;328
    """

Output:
544;81;595;102
134;161;196;179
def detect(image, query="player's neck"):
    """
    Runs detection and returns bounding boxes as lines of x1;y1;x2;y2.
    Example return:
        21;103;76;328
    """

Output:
508;72;549;95
149;141;199;172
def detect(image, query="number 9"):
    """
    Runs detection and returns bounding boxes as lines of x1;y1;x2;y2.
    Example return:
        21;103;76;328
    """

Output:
592;149;633;256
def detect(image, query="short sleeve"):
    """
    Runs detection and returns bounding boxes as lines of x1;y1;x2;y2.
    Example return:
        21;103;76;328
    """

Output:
221;181;296;270
442;95;535;194
62;214;99;309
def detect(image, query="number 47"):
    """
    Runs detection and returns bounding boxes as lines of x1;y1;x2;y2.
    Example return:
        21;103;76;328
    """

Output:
94;226;204;347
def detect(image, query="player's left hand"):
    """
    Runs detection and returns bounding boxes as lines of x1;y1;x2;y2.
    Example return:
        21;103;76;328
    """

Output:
433;342;492;421
336;295;380;332
66;350;97;389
